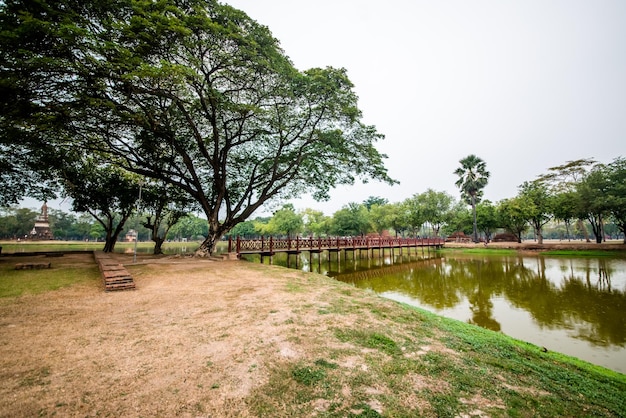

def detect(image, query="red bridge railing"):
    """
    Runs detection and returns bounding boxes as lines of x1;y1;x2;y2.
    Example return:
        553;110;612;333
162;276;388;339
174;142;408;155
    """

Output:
229;236;445;255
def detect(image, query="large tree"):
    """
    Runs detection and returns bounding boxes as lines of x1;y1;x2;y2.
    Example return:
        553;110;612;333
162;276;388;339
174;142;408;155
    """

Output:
497;197;530;243
604;157;626;243
576;167;611;244
551;191;578;241
536;158;596;242
404;194;426;237
416;189;454;237
260;204;303;237
518;181;554;244
66;166;139;252
332;203;370;237
454;155;490;242
475;200;497;243
1;0;395;255
140;182;194;255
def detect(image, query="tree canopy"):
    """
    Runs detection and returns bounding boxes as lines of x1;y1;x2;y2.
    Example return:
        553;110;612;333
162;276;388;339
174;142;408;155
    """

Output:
1;0;395;254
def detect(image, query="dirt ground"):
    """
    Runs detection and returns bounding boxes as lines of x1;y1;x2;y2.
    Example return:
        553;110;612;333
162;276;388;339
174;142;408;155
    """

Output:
1;253;340;417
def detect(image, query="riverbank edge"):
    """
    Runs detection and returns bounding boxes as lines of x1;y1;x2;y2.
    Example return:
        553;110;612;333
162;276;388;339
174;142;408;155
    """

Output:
442;240;626;252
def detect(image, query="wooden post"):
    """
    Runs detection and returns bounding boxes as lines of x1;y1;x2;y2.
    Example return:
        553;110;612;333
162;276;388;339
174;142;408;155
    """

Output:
270;236;274;265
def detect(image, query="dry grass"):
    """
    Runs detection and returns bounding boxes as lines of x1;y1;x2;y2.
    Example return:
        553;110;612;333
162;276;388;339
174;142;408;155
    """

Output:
0;253;624;417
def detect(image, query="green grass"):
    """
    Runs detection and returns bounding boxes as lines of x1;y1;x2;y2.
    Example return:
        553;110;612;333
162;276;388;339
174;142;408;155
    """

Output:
441;247;626;257
541;249;625;257
439;248;517;256
0;258;99;298
0;240;213;254
250;280;626;417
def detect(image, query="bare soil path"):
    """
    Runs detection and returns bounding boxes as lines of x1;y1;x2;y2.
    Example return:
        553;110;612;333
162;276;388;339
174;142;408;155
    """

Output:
3;254;406;416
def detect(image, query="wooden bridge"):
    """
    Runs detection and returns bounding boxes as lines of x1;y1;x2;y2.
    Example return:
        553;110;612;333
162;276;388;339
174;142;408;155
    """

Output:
229;236;445;263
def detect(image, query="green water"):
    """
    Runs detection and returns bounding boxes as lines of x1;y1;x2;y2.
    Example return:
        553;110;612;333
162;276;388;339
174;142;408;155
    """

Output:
252;251;626;374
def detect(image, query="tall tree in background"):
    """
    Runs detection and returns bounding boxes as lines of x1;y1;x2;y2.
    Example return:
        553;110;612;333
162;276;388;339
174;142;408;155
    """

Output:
61;162;139;252
604;157;626;243
416;189;454;237
362;196;388;211
551;191;578;241
475;200;497;243
404;194;426;237
576;168;609;244
301;208;331;237
536;158;597;242
497;197;530;243
140;182;194;255
260;204;303;237
454;155;490;242
0;0;395;255
518;181;554;244
332;203;370;237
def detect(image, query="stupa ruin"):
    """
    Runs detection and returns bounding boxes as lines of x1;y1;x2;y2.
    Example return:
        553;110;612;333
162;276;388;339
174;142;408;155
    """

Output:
30;202;54;240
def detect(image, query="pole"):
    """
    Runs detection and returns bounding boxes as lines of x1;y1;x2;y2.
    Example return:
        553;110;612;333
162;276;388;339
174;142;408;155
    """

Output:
133;180;144;264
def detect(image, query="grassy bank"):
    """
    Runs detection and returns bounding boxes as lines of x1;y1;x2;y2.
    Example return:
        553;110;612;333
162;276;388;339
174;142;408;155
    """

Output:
0;254;624;416
441;244;626;258
0;240;231;255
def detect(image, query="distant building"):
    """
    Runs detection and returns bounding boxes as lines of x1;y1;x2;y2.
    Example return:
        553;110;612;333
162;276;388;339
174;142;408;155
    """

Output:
30;203;54;240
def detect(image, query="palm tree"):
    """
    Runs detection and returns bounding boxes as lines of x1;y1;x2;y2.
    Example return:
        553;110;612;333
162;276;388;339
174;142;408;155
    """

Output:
454;155;490;242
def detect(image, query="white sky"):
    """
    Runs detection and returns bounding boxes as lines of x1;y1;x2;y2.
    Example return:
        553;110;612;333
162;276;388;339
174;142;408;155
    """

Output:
21;1;626;216
225;0;626;215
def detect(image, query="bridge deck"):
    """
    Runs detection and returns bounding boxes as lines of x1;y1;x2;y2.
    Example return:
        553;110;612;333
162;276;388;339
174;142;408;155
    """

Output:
233;236;445;255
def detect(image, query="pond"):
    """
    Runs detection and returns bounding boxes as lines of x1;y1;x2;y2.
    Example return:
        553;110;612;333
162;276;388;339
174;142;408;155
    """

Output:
248;251;626;374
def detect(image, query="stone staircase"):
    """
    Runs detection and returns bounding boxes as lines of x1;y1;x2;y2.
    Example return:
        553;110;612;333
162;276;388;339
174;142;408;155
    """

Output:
94;251;136;291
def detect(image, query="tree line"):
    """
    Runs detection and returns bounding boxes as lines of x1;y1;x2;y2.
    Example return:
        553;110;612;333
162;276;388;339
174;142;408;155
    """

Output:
5;156;622;248
230;156;625;244
0;206;209;245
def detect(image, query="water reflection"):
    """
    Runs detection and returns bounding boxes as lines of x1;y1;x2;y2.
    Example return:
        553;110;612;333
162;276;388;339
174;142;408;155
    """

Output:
259;251;626;373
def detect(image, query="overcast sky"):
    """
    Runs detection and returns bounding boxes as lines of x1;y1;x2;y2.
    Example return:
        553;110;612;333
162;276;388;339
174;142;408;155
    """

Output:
224;0;626;215
22;1;626;216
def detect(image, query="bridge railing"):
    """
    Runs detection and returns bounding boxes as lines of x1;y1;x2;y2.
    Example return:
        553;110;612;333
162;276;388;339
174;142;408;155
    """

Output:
230;236;445;254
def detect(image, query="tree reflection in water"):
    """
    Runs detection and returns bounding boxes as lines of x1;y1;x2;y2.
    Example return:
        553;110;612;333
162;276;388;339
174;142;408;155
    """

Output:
331;254;626;348
255;250;626;371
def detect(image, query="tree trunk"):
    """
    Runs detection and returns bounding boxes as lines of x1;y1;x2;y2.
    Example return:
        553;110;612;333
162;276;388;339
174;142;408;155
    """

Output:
103;219;116;253
103;233;115;253
196;231;220;256
588;214;603;244
471;194;478;243
103;225;124;253
577;219;590;242
153;236;165;255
